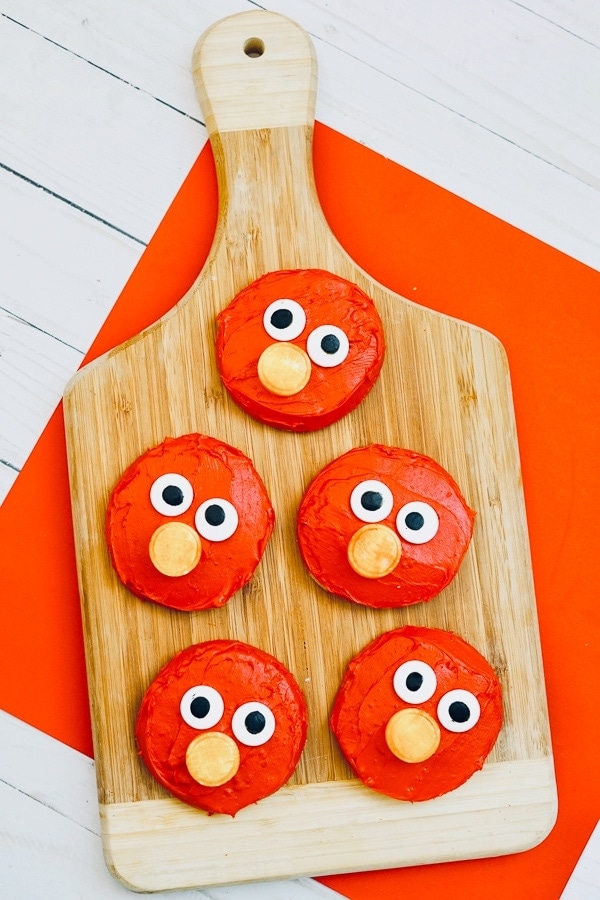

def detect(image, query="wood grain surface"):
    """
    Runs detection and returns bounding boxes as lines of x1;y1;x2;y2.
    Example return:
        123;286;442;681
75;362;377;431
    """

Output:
63;10;557;891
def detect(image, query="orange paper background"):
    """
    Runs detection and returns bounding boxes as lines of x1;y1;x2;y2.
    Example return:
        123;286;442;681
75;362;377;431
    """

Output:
1;123;599;899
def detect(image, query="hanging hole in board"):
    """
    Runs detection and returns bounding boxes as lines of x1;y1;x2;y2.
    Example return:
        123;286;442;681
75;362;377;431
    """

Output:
244;37;265;58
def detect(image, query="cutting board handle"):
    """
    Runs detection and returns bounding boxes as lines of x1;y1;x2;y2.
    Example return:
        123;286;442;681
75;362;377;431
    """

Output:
192;10;317;136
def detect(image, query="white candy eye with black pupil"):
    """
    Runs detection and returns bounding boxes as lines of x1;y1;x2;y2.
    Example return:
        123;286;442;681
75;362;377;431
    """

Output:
393;660;437;703
396;501;439;544
263;299;306;341
350;479;394;523
150;473;194;516
195;498;238;542
180;685;224;730
231;702;276;747
437;689;480;733
306;325;349;368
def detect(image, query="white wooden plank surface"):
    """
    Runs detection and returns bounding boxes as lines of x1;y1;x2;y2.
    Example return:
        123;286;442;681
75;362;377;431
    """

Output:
0;13;203;241
1;0;247;117
560;821;600;899
0;169;139;350
0;711;342;899
521;0;600;44
0;0;599;894
0;169;140;473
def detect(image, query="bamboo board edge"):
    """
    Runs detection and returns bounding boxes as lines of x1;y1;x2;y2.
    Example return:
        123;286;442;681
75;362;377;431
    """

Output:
102;756;557;892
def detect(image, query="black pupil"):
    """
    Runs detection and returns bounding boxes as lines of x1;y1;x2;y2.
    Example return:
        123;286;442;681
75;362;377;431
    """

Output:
406;671;424;692
162;484;184;506
449;700;470;723
405;511;425;531
361;490;383;511
320;333;340;354
271;308;293;329
245;710;266;734
190;696;210;719
205;504;226;526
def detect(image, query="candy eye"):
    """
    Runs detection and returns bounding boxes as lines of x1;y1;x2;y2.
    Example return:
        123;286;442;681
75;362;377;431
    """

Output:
393;660;437;703
231;702;276;747
150;473;194;516
263;299;306;341
194;498;239;542
350;479;394;523
396;501;439;544
306;325;349;368
437;689;481;733
180;685;224;730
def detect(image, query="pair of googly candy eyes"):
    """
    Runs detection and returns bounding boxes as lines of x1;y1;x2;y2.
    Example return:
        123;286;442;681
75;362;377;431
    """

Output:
136;627;502;816
215;269;385;431
106;435;474;612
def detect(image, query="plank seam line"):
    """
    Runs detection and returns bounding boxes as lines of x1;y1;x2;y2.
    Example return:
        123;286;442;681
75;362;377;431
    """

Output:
1;304;84;354
0;775;99;837
508;0;600;51
0;162;147;247
0;459;20;473
0;13;206;128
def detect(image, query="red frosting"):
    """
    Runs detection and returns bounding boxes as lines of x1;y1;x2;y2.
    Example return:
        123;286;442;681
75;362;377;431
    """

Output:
297;445;475;608
136;640;308;815
215;269;385;431
331;627;502;802
106;434;274;611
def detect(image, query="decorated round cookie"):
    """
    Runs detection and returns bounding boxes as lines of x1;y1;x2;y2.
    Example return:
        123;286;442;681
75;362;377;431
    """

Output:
331;626;502;802
297;445;475;608
215;269;385;431
106;434;274;611
136;640;308;816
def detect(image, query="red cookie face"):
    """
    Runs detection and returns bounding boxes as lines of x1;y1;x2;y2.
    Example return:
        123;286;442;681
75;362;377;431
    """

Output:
216;269;385;431
297;445;475;608
136;640;308;816
331;627;502;802
106;434;274;611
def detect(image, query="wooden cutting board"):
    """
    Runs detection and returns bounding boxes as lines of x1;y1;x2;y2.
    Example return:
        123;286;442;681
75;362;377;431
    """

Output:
63;9;557;892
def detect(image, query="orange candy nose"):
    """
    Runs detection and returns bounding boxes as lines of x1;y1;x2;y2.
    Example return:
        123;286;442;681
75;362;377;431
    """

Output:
185;732;241;786
347;523;401;579
257;342;311;396
385;708;441;763
148;522;202;577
